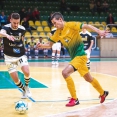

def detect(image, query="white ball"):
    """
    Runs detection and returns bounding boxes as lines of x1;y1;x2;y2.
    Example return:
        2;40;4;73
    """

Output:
15;100;28;114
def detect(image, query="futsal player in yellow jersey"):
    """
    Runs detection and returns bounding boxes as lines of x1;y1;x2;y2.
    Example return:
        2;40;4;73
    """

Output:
36;12;109;107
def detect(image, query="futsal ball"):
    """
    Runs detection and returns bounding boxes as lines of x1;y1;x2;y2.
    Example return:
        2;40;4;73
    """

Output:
15;100;28;114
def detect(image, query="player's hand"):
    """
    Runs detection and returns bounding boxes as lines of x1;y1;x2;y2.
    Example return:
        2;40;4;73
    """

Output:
98;30;110;37
6;35;15;41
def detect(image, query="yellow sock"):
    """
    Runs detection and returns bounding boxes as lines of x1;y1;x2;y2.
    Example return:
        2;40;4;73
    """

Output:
91;78;104;96
65;76;77;100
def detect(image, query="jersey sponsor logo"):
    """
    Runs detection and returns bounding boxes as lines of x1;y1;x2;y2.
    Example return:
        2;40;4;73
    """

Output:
9;43;16;47
13;48;20;54
64;37;71;43
9;42;23;47
17;43;23;47
81;37;87;41
65;39;69;43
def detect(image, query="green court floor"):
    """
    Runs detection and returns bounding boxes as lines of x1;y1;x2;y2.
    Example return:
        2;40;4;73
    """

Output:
0;71;47;89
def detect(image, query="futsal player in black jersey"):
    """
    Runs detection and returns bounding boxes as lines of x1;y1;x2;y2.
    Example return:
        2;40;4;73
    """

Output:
0;13;31;99
80;28;94;70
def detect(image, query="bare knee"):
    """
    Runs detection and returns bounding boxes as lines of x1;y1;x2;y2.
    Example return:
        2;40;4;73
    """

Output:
23;70;30;77
84;78;91;82
22;66;30;77
62;69;69;78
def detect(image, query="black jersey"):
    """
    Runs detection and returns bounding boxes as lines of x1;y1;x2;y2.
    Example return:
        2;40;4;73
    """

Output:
2;23;26;57
80;31;93;50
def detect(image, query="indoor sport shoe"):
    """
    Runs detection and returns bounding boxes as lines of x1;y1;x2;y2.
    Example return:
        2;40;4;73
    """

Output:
21;90;27;99
52;61;55;65
55;61;59;65
25;86;32;97
99;91;109;103
66;98;79;107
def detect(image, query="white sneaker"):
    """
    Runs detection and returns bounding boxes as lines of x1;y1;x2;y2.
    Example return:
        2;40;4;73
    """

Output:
21;91;27;99
52;61;55;65
55;61;59;65
25;86;32;97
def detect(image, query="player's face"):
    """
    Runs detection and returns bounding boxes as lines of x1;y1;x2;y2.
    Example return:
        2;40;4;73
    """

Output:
10;18;20;29
51;18;64;29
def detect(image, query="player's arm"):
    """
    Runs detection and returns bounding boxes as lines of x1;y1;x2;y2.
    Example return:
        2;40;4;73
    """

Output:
36;29;58;49
36;40;54;49
82;24;107;37
88;39;94;52
36;36;53;49
88;33;94;51
0;29;15;41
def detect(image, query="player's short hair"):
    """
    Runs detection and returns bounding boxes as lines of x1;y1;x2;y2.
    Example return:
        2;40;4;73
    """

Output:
51;12;64;20
11;13;20;19
31;36;34;38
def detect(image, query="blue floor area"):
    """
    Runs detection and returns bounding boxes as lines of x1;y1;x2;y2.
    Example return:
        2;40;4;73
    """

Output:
0;71;47;89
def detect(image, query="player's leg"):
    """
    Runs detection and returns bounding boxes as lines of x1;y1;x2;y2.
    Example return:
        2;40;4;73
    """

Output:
4;55;26;98
61;47;65;58
43;49;48;58
52;43;57;64
62;59;80;107
85;50;90;70
83;73;109;103
18;55;32;98
64;56;92;107
78;55;109;103
55;42;61;65
27;48;31;59
34;49;39;59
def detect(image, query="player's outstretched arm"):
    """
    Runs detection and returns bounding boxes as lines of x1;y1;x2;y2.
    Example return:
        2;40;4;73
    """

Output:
36;41;53;49
0;30;15;41
82;24;107;37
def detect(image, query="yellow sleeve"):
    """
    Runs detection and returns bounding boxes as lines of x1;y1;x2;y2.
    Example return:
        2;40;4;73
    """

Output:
50;30;60;42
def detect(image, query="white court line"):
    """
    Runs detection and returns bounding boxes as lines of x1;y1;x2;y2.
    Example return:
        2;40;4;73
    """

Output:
45;98;117;117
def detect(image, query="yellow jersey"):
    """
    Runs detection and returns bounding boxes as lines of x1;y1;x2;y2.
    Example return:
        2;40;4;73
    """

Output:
50;22;86;59
28;41;36;48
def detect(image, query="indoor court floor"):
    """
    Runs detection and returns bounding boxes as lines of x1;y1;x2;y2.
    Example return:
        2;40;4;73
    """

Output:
0;58;117;117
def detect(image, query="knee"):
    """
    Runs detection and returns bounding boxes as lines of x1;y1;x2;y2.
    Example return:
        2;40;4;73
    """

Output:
24;70;30;77
84;76;93;82
84;78;90;82
62;69;68;78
